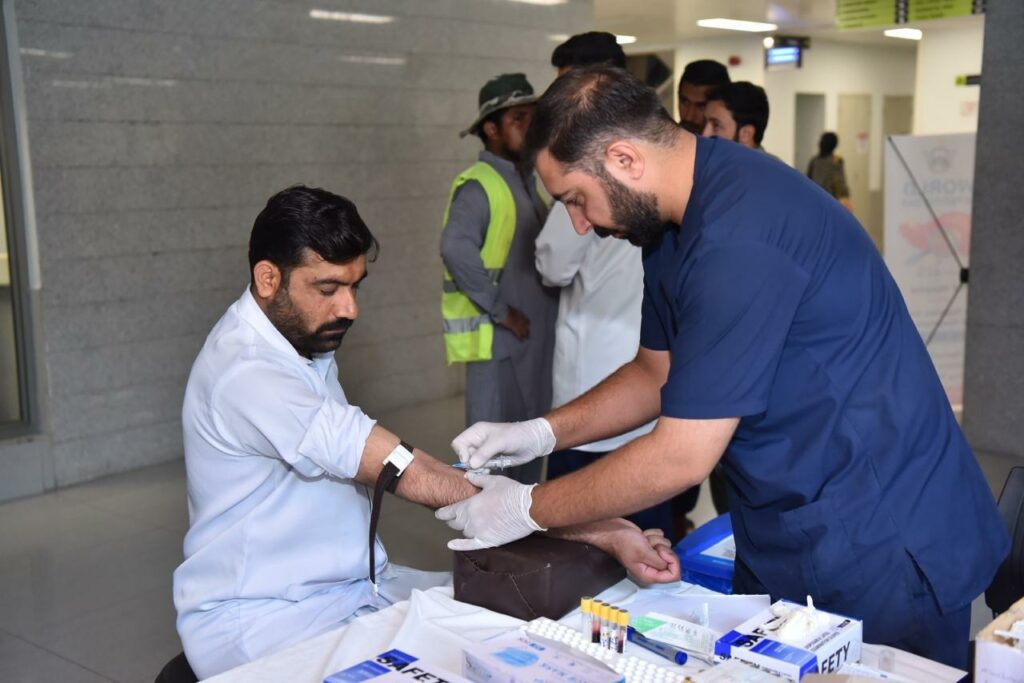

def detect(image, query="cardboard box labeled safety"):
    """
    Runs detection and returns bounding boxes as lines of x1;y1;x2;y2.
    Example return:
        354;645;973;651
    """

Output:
714;600;862;681
325;648;470;683
975;596;1024;683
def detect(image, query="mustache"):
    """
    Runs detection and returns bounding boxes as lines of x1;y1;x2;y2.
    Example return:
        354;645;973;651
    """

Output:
314;318;354;335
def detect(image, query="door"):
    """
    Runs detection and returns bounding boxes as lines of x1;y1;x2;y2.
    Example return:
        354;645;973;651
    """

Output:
837;94;875;247
794;93;825;176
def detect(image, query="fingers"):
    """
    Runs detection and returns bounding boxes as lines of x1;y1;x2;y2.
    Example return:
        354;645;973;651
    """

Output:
468;449;498;470
656;545;680;568
633;543;669;572
638;563;681;584
655;546;682;582
448;537;494;551
434;502;464;527
451;422;490;462
463;471;497;488
642;528;673;551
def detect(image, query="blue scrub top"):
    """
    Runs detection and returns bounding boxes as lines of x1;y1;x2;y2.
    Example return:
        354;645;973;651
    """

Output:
641;137;1007;639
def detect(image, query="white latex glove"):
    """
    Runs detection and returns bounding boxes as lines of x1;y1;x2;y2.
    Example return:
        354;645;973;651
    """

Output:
451;418;556;470
435;472;547;550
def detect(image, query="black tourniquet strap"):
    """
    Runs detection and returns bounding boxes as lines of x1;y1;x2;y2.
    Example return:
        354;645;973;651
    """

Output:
369;441;414;590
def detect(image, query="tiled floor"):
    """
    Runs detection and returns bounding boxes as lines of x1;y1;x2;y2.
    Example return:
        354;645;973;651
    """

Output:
0;394;996;681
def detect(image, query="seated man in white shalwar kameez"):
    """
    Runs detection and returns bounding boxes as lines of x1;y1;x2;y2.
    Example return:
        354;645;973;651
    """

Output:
172;185;680;678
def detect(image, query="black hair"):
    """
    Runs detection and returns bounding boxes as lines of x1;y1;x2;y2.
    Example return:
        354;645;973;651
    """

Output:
678;59;730;98
551;31;627;70
818;132;838;157
525;65;678;172
706;82;770;144
248;185;379;285
475;108;507;145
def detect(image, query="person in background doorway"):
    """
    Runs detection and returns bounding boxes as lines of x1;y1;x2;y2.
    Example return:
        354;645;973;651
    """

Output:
439;73;558;485
537;32;671;535
808;132;853;211
677;59;730;135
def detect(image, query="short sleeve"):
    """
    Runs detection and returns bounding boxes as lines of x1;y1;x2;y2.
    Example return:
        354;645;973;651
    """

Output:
661;243;809;419
210;359;377;480
639;277;671;351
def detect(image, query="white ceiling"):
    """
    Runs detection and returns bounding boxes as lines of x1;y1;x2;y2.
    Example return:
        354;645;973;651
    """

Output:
594;0;978;49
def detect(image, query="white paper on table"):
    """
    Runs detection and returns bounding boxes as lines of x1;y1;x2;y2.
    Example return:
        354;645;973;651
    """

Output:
860;643;967;683
626;592;771;635
205;599;412;683
389;587;524;674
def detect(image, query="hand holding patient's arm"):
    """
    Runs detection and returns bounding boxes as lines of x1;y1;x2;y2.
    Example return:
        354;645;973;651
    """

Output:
353;426;679;581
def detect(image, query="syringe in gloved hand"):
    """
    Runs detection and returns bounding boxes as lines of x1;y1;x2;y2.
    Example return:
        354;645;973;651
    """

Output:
452;456;514;474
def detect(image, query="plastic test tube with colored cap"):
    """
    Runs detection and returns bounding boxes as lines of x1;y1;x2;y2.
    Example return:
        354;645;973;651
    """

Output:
602;605;616;650
580;597;593;639
616;609;629;654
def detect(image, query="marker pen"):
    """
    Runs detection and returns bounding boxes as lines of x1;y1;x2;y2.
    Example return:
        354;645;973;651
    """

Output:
627;626;689;665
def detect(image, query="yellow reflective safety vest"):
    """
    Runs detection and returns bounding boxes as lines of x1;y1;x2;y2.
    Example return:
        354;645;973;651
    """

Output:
441;162;516;364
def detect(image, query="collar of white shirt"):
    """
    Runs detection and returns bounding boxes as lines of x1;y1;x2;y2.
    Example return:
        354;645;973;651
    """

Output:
237;288;335;373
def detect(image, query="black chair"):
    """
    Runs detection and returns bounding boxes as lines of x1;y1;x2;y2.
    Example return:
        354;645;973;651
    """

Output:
985;466;1024;614
155;651;198;683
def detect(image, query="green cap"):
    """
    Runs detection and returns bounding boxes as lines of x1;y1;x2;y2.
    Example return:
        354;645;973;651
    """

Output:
460;72;538;138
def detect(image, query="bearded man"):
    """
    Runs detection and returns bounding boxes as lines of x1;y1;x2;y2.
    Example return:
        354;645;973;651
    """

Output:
172;185;680;678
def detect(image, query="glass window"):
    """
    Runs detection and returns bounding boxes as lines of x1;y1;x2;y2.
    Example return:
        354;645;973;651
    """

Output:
0;177;20;425
0;7;35;435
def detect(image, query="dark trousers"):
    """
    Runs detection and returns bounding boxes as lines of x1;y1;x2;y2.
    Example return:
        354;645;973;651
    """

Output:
733;555;971;671
546;448;674;534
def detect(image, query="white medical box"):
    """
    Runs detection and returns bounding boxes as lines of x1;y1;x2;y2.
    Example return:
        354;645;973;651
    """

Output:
325;648;470;683
975;596;1024;683
462;630;624;683
714;600;862;681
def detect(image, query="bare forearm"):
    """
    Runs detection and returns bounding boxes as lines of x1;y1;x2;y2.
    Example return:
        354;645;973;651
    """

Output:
356;426;476;508
547;518;637;552
394;452;478;507
531;417;737;529
547;355;663;450
548;517;683;585
533;435;690;528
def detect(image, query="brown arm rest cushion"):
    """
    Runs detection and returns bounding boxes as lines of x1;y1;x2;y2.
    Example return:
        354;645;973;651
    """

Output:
452;534;626;621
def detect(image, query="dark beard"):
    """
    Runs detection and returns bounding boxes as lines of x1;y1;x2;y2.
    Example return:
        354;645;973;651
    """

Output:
267;287;353;358
592;167;667;248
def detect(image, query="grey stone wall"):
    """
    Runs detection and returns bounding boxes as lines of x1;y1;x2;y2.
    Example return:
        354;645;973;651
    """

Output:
963;0;1024;493
0;0;590;499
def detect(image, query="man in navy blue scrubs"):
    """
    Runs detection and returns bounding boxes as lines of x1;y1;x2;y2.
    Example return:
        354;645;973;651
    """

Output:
436;66;1008;669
